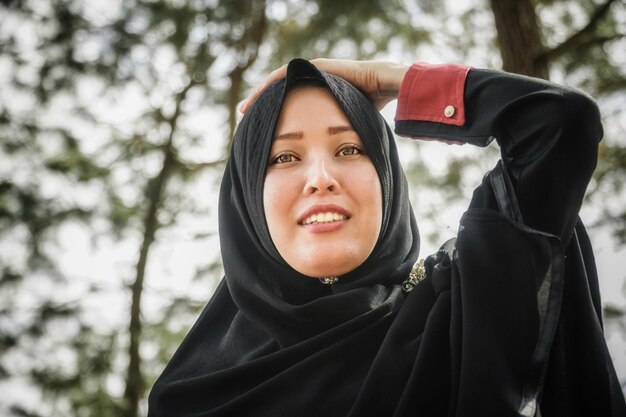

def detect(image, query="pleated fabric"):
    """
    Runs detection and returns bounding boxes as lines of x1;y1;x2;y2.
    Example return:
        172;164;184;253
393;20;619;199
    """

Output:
148;60;625;417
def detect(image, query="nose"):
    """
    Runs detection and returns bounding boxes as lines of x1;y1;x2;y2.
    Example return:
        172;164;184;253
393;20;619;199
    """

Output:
304;157;340;195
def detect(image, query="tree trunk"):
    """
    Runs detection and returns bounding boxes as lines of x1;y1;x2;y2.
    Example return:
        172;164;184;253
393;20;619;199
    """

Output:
121;81;195;417
225;0;268;150
489;0;549;79
122;145;173;417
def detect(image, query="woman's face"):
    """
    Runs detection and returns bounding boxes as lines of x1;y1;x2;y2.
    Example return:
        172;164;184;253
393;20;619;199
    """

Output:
263;86;382;278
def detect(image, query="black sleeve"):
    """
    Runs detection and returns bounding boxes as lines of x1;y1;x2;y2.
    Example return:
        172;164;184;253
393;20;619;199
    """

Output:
395;69;603;244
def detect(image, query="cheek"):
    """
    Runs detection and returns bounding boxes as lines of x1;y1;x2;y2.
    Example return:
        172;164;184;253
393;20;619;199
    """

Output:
370;187;383;239
356;167;383;251
263;174;296;239
354;165;383;223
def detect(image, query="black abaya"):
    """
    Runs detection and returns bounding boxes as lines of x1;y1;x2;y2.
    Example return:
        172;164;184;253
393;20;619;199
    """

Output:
149;59;625;416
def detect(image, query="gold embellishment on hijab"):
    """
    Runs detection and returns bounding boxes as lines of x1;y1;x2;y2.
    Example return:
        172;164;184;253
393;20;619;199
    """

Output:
402;259;426;293
319;276;339;285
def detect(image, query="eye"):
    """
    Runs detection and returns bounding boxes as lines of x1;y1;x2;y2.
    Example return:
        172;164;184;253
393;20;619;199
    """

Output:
337;145;363;157
271;152;298;164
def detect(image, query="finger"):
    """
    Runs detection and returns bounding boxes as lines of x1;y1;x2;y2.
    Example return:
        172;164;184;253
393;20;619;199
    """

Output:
241;64;288;113
309;58;375;98
309;58;354;79
235;99;246;125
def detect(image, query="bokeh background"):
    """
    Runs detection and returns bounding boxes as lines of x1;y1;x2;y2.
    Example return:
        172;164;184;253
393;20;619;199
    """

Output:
1;0;625;415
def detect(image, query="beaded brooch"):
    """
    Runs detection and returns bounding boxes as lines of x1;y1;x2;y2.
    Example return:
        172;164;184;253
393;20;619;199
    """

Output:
401;259;426;293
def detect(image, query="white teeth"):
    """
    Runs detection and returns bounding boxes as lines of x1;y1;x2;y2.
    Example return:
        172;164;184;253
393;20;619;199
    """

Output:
302;212;347;225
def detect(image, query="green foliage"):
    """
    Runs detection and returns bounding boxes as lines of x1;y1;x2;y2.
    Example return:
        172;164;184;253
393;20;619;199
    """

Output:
589;142;626;244
0;0;624;415
268;0;428;66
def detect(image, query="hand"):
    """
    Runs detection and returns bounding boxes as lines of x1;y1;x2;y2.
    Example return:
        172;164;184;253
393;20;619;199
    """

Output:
240;58;410;113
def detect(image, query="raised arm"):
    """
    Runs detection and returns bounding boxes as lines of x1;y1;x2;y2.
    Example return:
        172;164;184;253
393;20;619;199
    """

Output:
241;59;409;112
395;63;602;243
244;59;603;244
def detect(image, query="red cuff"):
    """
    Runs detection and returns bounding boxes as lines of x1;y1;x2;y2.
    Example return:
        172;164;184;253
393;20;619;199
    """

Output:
395;63;471;126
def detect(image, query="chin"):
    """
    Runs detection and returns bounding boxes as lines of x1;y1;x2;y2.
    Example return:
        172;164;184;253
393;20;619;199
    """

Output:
295;251;364;278
300;267;352;279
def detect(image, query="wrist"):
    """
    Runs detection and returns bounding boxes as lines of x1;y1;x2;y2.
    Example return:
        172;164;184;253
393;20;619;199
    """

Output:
379;63;410;97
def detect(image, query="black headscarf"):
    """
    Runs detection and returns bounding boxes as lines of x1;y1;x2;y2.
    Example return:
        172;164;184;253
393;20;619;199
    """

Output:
149;60;626;416
148;59;422;416
219;59;420;346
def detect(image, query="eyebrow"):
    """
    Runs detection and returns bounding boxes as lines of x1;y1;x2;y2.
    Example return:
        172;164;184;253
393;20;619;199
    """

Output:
274;125;355;140
328;125;354;135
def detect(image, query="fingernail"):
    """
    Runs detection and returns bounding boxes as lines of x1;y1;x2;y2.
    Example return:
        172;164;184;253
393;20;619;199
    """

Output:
255;82;266;94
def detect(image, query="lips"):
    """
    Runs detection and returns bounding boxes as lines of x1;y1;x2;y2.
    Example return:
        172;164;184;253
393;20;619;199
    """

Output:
298;204;351;225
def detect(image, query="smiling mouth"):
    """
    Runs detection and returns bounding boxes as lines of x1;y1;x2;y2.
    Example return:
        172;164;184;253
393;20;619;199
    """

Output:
300;212;348;225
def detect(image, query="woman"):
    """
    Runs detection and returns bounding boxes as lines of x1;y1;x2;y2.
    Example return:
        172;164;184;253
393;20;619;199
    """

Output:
148;59;625;416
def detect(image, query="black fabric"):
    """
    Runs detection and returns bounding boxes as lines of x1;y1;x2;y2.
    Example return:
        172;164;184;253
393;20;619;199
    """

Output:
219;59;419;348
149;60;625;416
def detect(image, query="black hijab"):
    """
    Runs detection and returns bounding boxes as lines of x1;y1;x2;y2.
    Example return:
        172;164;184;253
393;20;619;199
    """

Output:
218;58;420;347
148;59;422;416
149;59;624;416
148;59;426;415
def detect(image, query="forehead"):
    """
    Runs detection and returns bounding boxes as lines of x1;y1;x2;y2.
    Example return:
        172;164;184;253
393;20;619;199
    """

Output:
276;86;350;131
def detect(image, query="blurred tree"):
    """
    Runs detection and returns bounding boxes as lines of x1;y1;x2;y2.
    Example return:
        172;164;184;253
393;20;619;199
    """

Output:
0;1;120;416
0;0;227;415
0;0;425;415
490;0;549;78
0;0;624;416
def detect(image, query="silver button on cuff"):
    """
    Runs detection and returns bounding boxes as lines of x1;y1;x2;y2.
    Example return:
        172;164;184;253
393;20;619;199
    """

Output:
444;105;456;118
